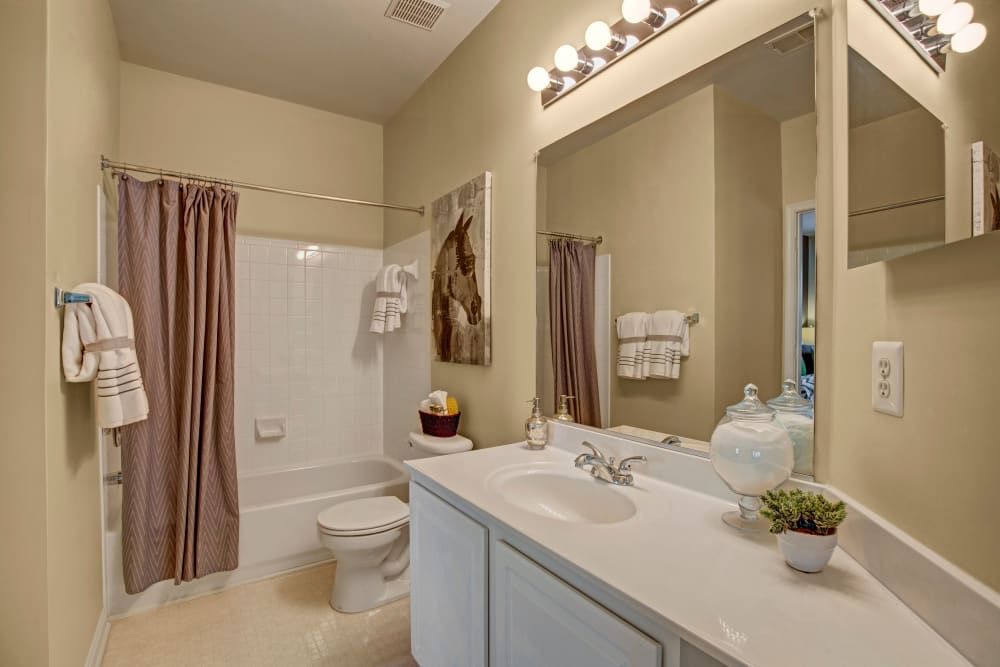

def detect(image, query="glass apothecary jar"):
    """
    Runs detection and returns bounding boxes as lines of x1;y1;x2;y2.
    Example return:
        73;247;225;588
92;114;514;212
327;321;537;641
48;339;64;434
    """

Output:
767;379;814;476
710;384;794;532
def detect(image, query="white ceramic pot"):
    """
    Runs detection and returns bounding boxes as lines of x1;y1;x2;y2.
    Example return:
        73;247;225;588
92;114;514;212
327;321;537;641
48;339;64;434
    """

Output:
777;530;837;573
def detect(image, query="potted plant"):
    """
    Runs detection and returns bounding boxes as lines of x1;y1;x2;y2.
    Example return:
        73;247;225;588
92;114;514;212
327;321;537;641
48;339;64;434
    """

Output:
760;488;847;573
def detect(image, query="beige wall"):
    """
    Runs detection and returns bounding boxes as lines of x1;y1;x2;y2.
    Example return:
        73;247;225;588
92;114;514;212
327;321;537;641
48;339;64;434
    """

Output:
824;0;1000;591
43;0;121;663
713;88;784;416
1;2;51;664
384;0;825;451
119;63;384;248
544;87;719;440
781;112;818;208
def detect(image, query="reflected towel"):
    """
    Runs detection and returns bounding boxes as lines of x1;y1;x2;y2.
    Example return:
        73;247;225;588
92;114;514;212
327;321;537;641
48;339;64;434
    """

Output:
616;312;649;380
61;283;149;428
646;310;689;380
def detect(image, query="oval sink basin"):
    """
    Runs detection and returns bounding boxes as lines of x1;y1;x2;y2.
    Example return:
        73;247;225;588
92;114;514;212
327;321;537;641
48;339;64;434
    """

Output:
487;463;637;524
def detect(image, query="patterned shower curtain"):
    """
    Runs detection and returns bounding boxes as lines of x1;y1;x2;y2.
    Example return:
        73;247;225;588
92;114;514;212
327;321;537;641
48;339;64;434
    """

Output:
117;175;240;594
548;239;602;428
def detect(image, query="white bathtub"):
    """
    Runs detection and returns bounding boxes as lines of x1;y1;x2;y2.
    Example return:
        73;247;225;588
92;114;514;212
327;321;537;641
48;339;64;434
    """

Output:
108;455;409;617
239;456;410;569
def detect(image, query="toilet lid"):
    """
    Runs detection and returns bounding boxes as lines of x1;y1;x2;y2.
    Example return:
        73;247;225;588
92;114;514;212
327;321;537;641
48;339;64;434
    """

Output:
317;496;409;534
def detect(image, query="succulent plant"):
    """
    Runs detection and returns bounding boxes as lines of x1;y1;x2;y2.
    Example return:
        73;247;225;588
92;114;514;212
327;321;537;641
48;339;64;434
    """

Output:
760;488;847;536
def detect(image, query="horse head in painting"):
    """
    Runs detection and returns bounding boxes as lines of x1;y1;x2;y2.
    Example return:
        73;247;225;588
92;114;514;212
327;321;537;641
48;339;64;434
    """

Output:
432;211;483;361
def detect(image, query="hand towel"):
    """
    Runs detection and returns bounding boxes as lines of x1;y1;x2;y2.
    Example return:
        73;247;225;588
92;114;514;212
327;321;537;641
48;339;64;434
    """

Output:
646;310;689;380
61;283;149;428
616;312;649;380
370;264;403;333
427;390;449;414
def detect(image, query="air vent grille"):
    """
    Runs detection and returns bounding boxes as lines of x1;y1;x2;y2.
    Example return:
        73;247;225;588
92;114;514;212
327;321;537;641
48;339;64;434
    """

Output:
766;22;815;55
385;0;449;31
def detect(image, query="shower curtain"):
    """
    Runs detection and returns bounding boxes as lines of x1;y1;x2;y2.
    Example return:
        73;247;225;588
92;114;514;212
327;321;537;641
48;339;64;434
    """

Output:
548;239;601;428
118;176;240;594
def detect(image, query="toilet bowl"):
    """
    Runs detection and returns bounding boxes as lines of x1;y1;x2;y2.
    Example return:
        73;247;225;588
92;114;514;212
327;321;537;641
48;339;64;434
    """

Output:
317;432;473;613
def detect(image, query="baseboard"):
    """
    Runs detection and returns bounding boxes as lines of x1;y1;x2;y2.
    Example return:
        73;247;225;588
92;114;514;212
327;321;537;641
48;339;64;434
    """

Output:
85;607;110;667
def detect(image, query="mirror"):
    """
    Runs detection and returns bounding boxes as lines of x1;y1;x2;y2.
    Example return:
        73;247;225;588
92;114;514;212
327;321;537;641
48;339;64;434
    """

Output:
536;15;817;476
848;49;946;268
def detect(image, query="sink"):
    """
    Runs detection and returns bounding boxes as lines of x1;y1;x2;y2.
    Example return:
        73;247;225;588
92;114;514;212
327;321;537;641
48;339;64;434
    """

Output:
487;463;637;524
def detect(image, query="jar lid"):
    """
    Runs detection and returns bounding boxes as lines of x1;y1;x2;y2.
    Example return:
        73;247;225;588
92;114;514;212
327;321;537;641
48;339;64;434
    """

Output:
725;384;775;422
767;379;813;413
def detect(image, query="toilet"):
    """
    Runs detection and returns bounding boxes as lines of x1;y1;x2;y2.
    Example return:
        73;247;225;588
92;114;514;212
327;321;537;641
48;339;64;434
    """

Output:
317;431;473;613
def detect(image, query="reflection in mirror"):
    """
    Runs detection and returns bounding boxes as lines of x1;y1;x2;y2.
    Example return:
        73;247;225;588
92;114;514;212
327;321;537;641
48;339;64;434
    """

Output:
848;49;946;268
535;15;817;476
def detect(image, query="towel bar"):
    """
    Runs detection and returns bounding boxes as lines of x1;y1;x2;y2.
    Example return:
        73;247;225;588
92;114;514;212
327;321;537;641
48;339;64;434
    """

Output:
54;287;91;308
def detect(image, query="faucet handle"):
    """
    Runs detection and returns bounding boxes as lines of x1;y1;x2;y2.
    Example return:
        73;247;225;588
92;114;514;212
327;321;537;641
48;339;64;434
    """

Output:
616;455;647;472
579;441;606;460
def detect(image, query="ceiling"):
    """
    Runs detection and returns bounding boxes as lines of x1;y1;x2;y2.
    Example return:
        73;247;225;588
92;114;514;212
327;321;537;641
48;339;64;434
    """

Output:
109;0;501;124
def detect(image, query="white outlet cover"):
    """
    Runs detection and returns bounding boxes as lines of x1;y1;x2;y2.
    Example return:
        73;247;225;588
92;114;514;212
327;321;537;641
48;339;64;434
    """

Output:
872;341;904;417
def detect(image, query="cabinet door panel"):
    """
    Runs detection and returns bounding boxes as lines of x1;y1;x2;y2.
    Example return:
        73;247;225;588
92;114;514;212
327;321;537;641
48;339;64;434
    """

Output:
494;541;661;667
410;482;488;667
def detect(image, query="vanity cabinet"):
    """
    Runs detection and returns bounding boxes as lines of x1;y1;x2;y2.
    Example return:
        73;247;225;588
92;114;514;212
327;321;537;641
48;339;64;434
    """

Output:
409;483;488;667
410;481;669;667
493;541;661;667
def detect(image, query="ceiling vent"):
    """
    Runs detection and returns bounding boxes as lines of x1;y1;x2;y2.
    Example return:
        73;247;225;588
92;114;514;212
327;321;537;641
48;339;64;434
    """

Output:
385;0;450;31
765;22;815;55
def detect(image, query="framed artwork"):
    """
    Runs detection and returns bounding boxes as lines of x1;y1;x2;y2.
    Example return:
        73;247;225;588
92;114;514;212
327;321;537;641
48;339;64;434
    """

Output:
431;172;492;366
973;141;1000;236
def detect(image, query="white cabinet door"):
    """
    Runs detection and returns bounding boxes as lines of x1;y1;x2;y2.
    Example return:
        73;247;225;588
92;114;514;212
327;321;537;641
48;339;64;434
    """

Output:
494;541;661;667
410;482;488;667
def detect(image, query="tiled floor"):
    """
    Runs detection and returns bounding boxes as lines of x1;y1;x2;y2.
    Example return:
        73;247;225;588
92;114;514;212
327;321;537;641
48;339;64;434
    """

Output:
102;563;416;667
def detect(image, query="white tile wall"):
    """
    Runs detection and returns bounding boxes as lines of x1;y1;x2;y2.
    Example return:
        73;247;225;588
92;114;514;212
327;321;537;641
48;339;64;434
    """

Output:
235;236;384;473
382;231;433;462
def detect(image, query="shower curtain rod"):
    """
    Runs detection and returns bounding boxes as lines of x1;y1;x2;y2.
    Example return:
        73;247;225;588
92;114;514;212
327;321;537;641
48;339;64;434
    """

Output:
537;230;603;245
100;156;425;215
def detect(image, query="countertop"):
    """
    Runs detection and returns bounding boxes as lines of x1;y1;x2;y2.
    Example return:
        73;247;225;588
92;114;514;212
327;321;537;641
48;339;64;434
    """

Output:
407;442;969;667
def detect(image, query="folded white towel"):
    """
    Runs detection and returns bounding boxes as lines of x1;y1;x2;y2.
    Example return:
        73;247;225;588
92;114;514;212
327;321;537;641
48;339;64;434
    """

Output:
370;265;405;333
646;310;689;380
61;283;149;428
616;312;649;380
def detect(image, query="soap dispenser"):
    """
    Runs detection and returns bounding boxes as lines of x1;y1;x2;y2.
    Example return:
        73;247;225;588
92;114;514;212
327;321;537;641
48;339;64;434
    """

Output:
555;395;575;422
525;397;549;449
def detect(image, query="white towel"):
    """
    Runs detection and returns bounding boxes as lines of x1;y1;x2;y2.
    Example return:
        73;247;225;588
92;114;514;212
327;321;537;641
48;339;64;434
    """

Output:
61;283;149;428
646;310;689;380
616;312;649;380
370;265;406;333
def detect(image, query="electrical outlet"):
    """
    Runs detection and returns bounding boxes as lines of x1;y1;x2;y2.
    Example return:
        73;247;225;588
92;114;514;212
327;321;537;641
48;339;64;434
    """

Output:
872;342;903;417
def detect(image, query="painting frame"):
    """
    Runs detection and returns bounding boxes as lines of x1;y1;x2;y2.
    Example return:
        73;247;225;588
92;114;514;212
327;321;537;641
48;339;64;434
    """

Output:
430;172;492;366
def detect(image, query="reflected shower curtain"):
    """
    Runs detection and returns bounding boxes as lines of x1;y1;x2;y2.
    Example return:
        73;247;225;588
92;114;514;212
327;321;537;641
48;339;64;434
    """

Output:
549;239;601;428
118;176;239;594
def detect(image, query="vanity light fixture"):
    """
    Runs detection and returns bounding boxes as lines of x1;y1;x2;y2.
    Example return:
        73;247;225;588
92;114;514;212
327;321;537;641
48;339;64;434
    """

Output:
918;0;954;15
866;0;988;72
526;0;717;106
950;21;987;51
936;1;974;34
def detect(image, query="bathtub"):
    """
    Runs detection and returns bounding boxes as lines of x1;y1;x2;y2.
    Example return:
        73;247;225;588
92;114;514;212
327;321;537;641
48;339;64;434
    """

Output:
239;455;410;569
108;455;409;617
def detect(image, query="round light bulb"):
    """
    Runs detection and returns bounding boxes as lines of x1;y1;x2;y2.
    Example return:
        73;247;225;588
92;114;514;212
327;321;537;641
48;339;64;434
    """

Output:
951;22;987;52
664;7;680;22
937;1;973;35
918;0;954;16
622;0;653;23
526;67;551;92
585;21;613;50
554;44;580;72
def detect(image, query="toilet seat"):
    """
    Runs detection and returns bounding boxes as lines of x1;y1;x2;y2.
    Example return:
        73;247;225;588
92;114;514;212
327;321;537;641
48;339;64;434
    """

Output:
318;496;409;537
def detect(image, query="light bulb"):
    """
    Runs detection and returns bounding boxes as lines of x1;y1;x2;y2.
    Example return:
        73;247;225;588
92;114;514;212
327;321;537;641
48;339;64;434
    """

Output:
664;7;680;22
585;21;613;50
918;0;954;16
951;22;987;52
526;67;552;92
622;0;653;23
554;44;581;72
937;1;973;34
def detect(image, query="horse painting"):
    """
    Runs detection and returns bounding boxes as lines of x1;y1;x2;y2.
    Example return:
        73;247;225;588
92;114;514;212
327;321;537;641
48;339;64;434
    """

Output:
431;173;491;365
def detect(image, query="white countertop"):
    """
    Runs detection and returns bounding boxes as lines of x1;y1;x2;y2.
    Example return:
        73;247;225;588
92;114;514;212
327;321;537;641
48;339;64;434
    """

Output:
407;441;969;667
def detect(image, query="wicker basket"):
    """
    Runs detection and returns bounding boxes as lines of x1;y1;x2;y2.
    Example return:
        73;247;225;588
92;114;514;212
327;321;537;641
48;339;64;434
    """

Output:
419;410;461;438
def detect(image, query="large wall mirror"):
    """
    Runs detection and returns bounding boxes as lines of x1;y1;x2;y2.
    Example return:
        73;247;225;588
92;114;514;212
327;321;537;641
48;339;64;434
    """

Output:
535;14;818;476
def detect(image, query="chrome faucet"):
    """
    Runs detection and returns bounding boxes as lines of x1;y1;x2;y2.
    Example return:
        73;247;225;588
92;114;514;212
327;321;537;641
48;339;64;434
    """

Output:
574;441;646;486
